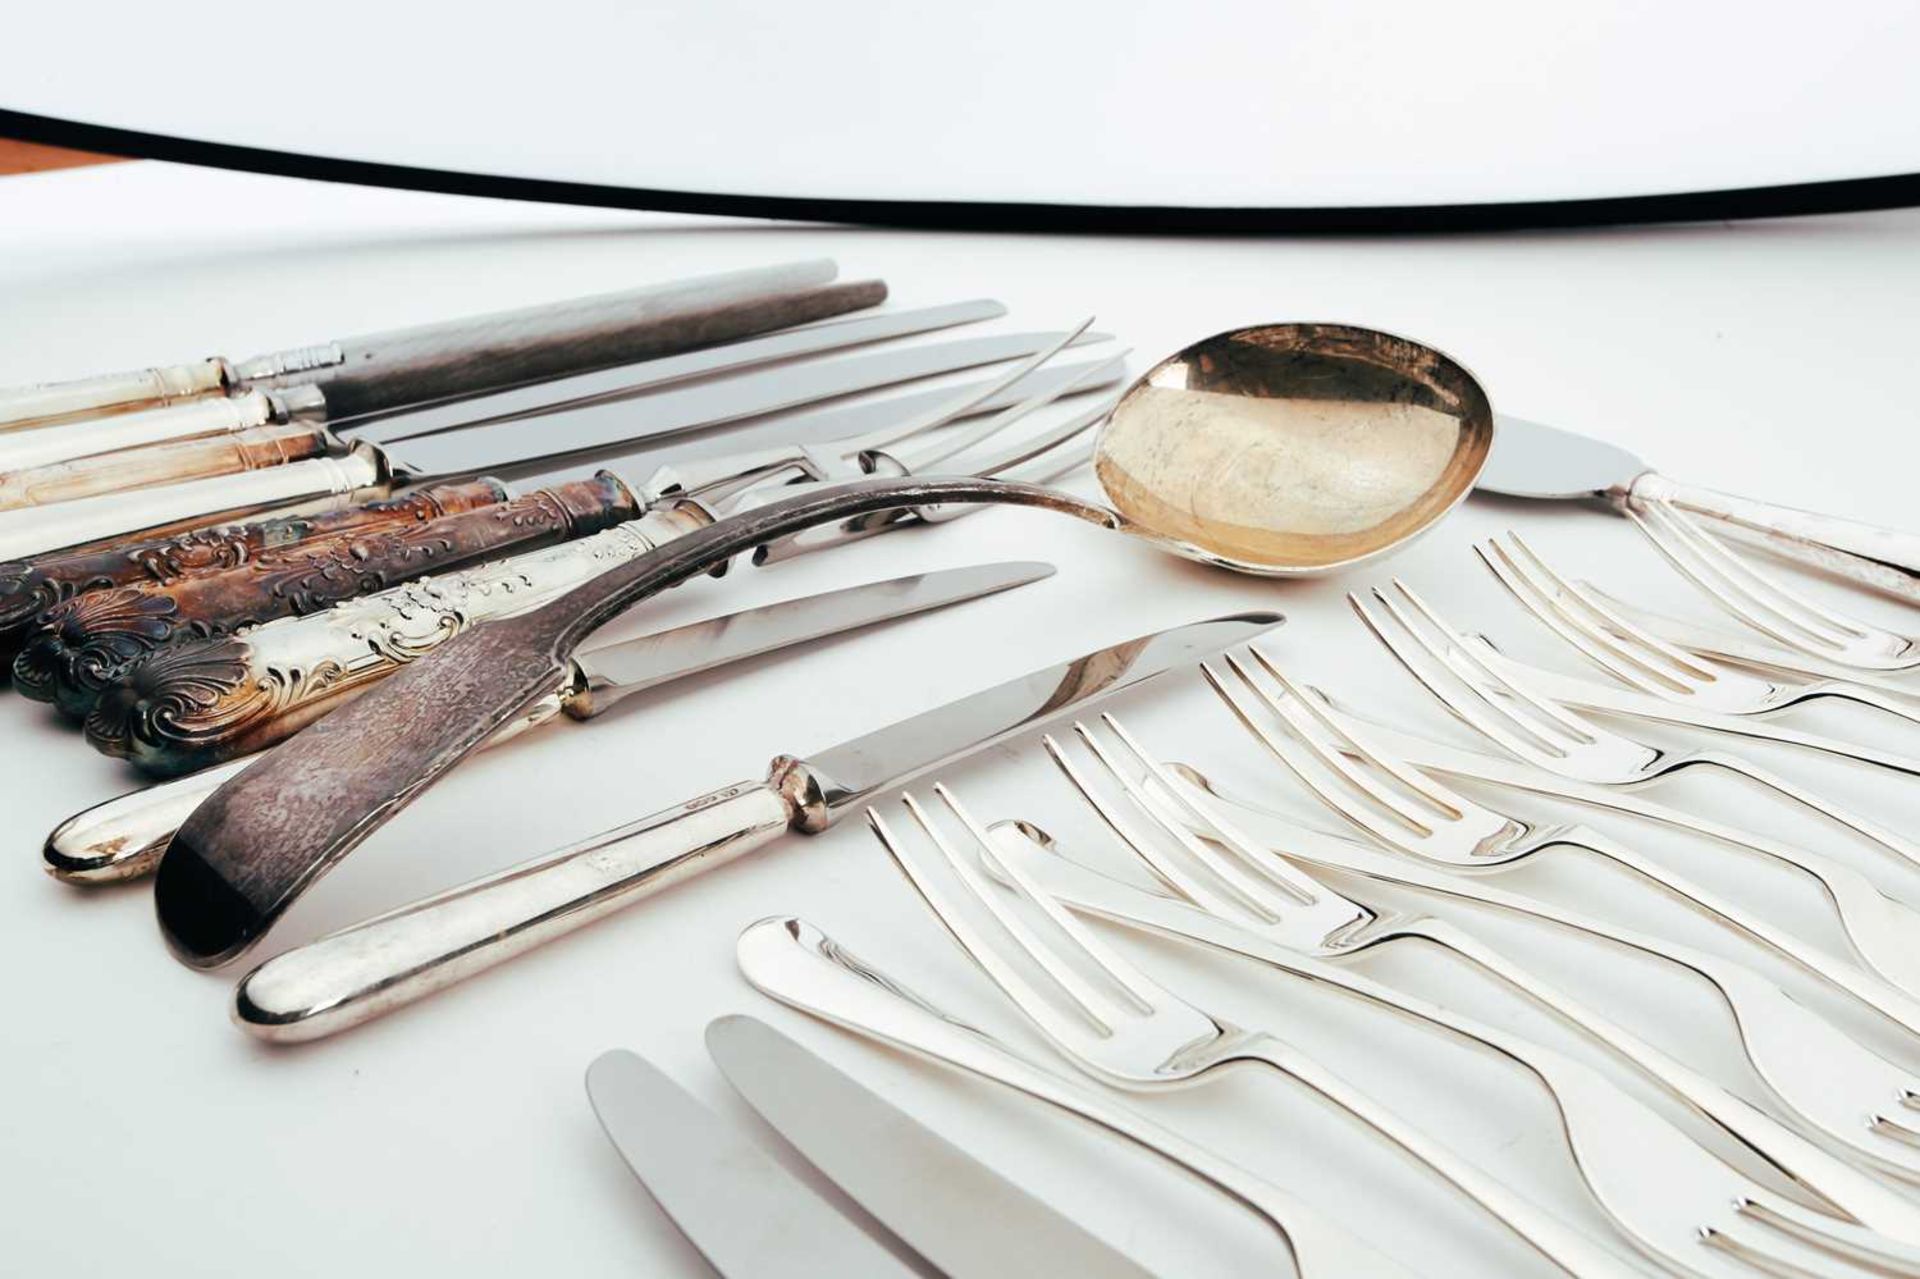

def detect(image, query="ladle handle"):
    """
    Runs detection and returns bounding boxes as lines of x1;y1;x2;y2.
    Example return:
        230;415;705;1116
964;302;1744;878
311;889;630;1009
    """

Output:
1630;472;1920;603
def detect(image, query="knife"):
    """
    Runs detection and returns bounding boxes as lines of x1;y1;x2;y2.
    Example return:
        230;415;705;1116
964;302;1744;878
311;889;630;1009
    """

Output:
1479;415;1920;603
227;610;1282;1028
43;561;1056;884
709;1015;1154;1279
585;1049;917;1278
0;259;842;432
0;324;1105;561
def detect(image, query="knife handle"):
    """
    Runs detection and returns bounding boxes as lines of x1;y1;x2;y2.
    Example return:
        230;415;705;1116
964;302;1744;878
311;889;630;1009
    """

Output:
0;385;327;473
1630;473;1920;604
14;473;639;719
0;479;506;651
0;358;230;431
87;501;713;775
0;422;337;513
46;675;581;884
0;441;394;562
233;777;798;1040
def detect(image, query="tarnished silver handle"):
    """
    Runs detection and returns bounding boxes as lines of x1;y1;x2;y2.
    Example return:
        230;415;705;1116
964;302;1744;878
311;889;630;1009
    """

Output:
1631;473;1920;604
233;781;796;1040
0;442;391;561
0;359;229;431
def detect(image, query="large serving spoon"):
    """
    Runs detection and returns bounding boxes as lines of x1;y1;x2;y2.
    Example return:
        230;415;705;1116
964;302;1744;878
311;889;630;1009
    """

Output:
158;322;1494;967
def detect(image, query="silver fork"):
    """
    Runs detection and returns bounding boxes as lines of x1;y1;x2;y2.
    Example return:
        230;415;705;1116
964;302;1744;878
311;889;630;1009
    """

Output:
736;917;1422;1278
1209;645;1920;1046
1477;531;1920;728
872;786;1643;1277
1000;716;1920;1262
1351;580;1920;983
1630;496;1920;673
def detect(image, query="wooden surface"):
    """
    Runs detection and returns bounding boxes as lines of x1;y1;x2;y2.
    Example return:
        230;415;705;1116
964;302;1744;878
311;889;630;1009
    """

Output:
0;138;121;174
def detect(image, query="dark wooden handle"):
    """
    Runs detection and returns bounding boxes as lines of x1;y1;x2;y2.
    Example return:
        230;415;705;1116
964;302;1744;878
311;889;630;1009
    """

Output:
15;474;638;720
0;480;506;652
158;475;1105;967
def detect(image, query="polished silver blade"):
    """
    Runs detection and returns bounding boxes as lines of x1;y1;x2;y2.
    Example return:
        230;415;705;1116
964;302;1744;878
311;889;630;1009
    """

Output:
389;329;1106;481
360;299;1006;444
801;611;1285;820
1478;414;1649;499
709;1015;1153;1279
572;561;1056;712
585;1050;916;1279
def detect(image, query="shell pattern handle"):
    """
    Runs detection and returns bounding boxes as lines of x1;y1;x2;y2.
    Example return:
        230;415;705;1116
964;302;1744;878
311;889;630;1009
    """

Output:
0;441;394;562
13;474;638;719
0;422;334;513
1631;472;1920;604
0;358;229;431
88;500;714;775
0;479;506;651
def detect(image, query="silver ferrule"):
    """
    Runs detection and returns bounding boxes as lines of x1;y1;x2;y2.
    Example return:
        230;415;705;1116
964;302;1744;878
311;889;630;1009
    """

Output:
231;342;346;387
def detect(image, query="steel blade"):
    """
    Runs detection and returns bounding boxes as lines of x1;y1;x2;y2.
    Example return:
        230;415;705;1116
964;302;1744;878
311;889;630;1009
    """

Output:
801;611;1284;818
1478;414;1649;499
358;299;1005;444
388;329;1106;481
709;1016;1153;1279
572;561;1055;711
585;1050;915;1279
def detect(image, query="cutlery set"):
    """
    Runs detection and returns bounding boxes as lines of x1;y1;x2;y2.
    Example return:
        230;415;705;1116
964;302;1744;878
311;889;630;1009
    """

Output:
8;272;1920;1275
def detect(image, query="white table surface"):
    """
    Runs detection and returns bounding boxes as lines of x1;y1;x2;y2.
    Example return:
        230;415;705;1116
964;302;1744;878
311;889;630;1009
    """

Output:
3;161;1918;1277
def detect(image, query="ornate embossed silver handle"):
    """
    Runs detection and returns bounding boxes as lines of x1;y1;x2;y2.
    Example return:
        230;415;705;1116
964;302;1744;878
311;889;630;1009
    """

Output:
1629;473;1920;603
86;501;713;776
0;359;230;431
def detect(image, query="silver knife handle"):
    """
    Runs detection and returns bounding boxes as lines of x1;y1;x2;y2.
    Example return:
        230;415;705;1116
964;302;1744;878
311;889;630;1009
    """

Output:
0;358;230;431
732;917;1416;1279
45;678;579;884
0;385;327;473
1629;473;1920;603
233;779;798;1041
85;502;712;775
0;441;392;562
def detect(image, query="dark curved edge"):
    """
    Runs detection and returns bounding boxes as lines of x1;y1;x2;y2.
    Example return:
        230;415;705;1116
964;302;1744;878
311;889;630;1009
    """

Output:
8;107;1920;235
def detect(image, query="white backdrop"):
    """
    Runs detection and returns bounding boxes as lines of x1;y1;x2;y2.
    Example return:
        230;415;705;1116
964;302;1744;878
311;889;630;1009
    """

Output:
2;161;1919;1276
5;1;1920;204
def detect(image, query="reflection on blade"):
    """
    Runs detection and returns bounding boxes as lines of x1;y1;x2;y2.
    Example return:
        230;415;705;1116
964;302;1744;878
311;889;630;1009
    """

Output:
1478;415;1647;499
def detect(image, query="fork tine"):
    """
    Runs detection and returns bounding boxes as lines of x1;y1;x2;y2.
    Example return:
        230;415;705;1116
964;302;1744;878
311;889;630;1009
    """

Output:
1478;534;1714;695
883;355;1124;475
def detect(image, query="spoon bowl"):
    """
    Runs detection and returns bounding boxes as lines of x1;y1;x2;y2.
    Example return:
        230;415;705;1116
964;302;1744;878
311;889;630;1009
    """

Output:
1096;323;1494;574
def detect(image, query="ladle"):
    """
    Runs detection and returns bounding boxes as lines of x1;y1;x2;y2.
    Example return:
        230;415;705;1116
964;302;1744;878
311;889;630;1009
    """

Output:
158;322;1495;967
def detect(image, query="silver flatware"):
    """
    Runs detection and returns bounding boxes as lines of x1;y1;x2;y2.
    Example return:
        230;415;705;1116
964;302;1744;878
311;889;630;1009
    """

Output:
1627;496;1920;671
45;560;1054;884
228;612;1282;1027
585;1048;915;1278
1478;530;1920;727
1018;717;1920;1254
708;1015;1154;1279
871;786;1639;1277
0;259;842;431
1478;414;1920;603
0;323;1104;561
737;916;1420;1278
1212;644;1920;1042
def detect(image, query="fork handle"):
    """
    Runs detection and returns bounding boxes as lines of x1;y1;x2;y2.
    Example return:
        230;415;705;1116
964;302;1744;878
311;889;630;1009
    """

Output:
1629;473;1920;604
1691;750;1920;871
1237;1036;1637;1277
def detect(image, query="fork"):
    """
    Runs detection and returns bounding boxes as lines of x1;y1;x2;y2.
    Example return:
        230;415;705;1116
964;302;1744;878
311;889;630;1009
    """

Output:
1630;496;1920;673
1350;579;1920;979
1208;645;1920;1044
1477;531;1920;728
1001;717;1920;1259
736;917;1421;1279
873;786;1643;1276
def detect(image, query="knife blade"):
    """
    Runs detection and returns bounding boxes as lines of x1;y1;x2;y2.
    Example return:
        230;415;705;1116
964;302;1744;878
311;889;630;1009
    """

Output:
1479;415;1920;603
228;611;1284;1034
0;259;843;431
0;326;1105;562
585;1049;916;1279
709;1015;1154;1279
45;560;1055;884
